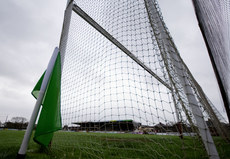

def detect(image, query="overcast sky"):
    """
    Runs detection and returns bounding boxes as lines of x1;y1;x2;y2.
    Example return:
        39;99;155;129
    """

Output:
0;0;226;122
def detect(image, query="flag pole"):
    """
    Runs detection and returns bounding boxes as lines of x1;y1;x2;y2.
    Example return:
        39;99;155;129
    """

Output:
17;47;59;158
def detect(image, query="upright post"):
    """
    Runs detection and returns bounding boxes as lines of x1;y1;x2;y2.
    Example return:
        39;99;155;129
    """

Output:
144;0;219;158
59;0;74;71
17;47;59;158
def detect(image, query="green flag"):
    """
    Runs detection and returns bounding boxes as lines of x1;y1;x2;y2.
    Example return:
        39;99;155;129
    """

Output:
32;52;62;147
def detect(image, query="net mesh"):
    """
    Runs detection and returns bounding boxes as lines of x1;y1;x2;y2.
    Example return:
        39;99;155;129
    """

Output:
61;0;175;126
50;0;229;158
192;0;230;121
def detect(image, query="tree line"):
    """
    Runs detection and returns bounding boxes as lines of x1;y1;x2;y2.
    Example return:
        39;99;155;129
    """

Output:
0;117;28;129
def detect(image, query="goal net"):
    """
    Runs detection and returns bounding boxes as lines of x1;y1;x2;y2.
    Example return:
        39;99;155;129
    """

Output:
36;0;229;158
192;0;230;122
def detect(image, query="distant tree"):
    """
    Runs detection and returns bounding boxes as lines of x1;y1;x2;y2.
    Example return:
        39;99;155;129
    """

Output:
11;117;27;123
5;117;28;129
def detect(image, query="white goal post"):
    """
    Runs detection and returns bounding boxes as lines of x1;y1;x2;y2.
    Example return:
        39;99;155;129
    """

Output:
18;0;229;158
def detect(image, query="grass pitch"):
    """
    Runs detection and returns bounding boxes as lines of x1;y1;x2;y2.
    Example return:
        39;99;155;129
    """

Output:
0;130;229;159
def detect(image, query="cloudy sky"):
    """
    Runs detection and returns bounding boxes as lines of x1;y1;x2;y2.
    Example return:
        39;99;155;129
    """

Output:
0;0;226;122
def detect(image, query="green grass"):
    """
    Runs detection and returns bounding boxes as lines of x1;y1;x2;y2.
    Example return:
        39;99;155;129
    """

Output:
0;130;230;159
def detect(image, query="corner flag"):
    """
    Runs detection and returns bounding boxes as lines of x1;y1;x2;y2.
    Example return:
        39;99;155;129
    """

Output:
32;51;62;147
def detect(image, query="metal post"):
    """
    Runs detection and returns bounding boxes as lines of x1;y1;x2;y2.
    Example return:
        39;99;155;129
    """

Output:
17;47;59;158
144;0;219;158
59;0;73;71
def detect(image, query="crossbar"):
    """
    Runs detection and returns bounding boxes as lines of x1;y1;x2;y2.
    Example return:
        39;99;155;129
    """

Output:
72;4;172;90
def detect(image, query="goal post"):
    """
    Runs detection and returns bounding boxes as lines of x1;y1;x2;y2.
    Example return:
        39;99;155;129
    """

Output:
58;0;224;158
144;0;218;157
18;0;229;158
72;2;219;156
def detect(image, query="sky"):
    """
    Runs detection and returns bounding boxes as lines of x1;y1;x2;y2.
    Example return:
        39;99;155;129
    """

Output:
0;0;226;122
